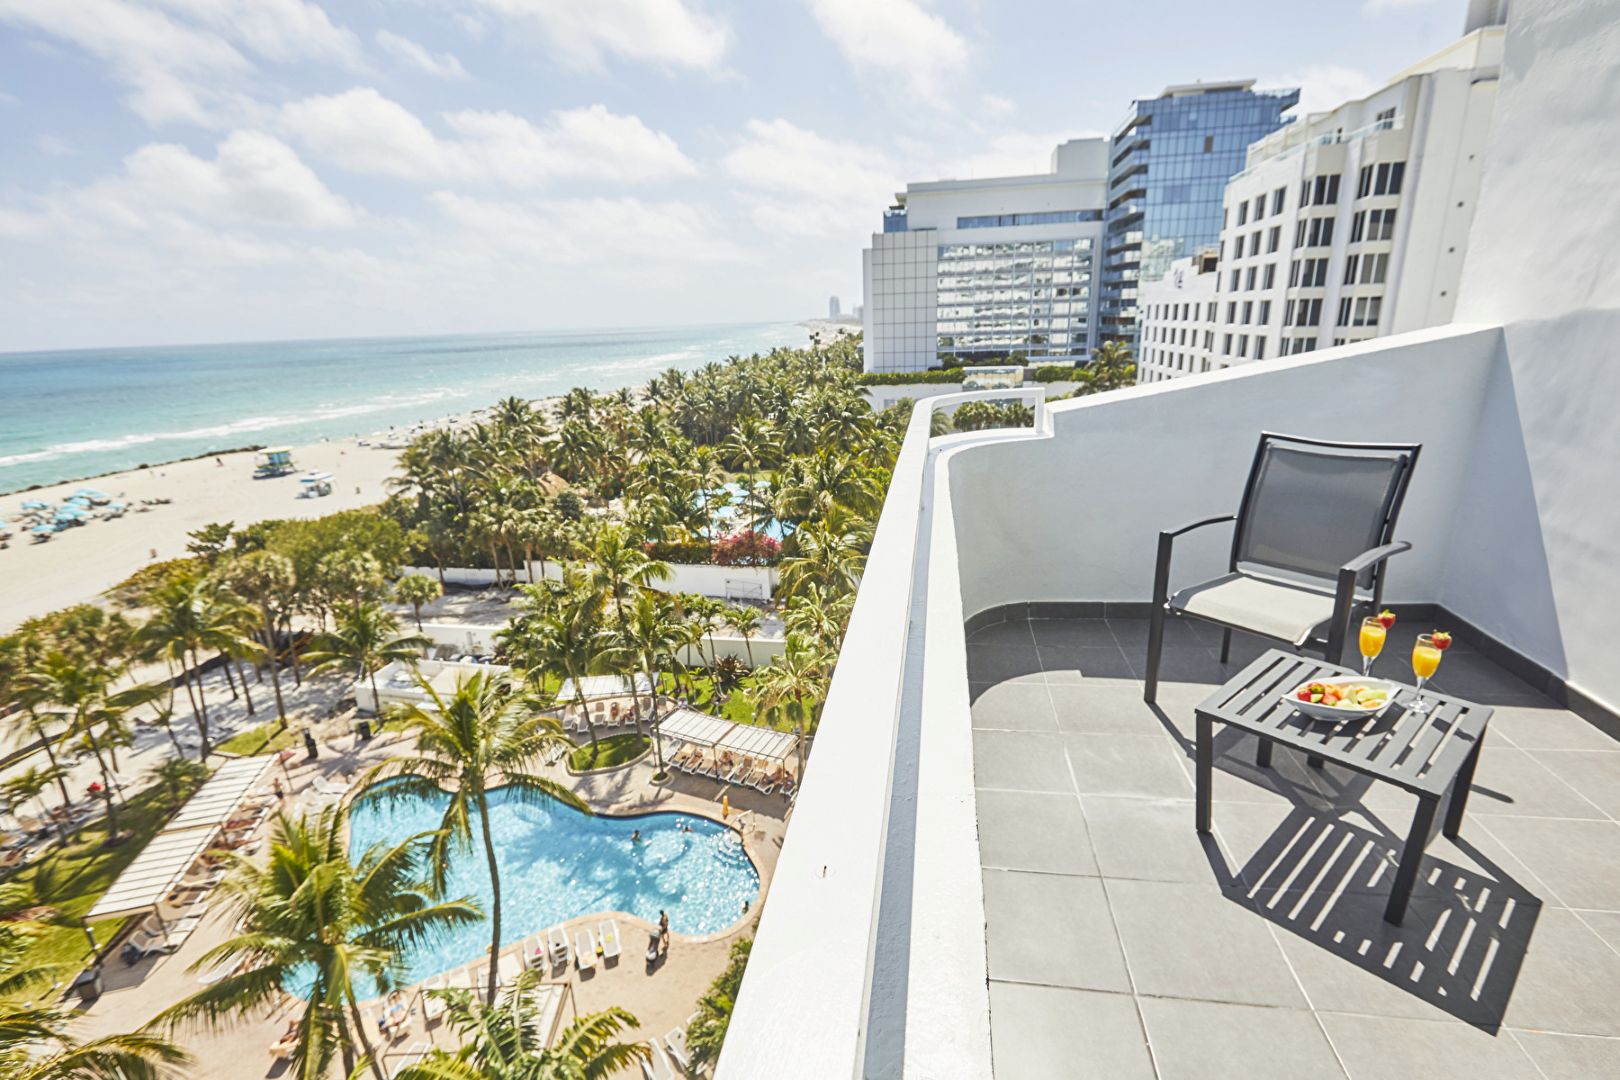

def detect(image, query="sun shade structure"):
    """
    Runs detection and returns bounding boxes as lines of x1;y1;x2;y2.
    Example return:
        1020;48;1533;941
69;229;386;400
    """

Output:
657;708;734;747
86;827;221;920
85;756;273;921
558;673;653;701
164;756;273;833
715;723;795;763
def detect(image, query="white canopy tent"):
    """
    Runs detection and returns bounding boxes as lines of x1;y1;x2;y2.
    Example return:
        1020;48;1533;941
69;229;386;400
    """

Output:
657;708;734;748
716;724;796;763
85;756;273;922
557;673;653;702
164;756;273;832
86;828;220;921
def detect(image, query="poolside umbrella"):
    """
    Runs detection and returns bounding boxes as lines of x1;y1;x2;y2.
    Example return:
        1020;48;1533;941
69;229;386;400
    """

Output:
21;500;47;510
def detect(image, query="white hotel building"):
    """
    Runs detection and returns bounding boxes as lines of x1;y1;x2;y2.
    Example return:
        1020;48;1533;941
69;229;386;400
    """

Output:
1136;252;1220;382
861;139;1109;374
1138;22;1503;381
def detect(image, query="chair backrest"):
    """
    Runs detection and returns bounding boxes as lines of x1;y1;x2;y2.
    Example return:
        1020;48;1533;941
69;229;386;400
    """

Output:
1231;433;1420;590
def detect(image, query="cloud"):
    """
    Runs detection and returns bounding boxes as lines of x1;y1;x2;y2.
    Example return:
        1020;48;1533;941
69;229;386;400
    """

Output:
1269;64;1383;118
469;0;729;71
376;29;468;80
804;0;969;98
279;88;696;187
430;191;745;264
0;130;355;237
0;0;362;126
1362;0;1444;12
722;118;897;200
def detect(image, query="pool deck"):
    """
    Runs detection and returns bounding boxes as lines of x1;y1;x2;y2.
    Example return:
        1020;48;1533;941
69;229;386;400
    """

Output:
65;724;788;1076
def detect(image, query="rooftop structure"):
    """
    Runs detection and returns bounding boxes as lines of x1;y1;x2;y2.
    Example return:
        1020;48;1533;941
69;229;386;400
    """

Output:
862;139;1109;373
724;3;1620;1076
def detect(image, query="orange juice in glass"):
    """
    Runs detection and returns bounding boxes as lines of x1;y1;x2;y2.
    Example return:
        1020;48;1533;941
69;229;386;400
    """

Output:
1410;633;1443;713
1358;617;1386;676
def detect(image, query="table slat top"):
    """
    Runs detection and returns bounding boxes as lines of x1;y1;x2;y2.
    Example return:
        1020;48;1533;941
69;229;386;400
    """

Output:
1195;649;1493;797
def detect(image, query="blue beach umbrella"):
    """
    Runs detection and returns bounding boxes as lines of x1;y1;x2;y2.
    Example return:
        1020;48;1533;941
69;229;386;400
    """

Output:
21;500;47;510
31;524;56;535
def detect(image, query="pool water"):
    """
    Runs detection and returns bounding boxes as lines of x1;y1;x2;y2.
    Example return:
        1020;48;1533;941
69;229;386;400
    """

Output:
698;483;793;542
341;786;759;987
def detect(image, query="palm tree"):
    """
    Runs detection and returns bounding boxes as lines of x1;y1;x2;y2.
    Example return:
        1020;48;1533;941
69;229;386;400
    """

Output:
603;592;685;775
393;973;648;1079
755;637;832;780
2;629;75;812
687;938;752;1070
587;524;672;629
155;807;480;1080
394;573;443;631
777;522;866;601
725;604;762;669
304;602;429;716
1073;340;1136;396
21;652;128;843
1;765;62;838
0;911;188;1078
138;572;250;757
217;550;297;731
528;591;607;752
357;671;582;1007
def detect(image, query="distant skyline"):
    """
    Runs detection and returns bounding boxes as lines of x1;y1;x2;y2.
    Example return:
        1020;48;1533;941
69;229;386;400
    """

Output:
0;0;1464;351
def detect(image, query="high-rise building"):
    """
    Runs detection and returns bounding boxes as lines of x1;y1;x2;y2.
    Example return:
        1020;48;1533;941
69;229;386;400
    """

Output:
1160;24;1504;373
1136;251;1220;382
829;296;841;319
861;139;1109;373
1099;81;1299;350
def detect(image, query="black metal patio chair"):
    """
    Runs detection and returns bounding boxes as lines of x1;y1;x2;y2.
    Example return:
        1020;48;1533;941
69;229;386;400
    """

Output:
1144;432;1421;704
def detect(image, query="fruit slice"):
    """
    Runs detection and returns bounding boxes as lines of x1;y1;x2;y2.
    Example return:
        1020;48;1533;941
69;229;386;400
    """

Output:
1377;609;1397;629
1432;630;1453;650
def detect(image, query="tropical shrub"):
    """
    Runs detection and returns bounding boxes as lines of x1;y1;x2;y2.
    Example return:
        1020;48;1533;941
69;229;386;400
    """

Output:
712;529;781;566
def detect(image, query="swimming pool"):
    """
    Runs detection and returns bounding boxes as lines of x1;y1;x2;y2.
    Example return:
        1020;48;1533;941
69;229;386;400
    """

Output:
342;786;759;987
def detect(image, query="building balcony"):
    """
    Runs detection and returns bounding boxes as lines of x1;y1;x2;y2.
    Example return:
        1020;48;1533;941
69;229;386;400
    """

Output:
721;323;1620;1079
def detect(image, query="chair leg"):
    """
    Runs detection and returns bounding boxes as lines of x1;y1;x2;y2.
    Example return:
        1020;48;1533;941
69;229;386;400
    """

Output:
1219;628;1232;664
1144;605;1167;704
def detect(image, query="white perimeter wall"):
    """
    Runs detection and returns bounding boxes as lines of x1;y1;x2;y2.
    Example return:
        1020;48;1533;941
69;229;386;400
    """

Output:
1448;0;1620;711
402;562;776;601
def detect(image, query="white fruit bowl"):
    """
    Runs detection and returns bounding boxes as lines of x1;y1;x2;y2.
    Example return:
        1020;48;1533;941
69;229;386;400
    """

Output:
1282;676;1399;721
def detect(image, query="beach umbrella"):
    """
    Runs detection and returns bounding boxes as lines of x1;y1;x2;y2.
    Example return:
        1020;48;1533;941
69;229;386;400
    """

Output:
107;502;127;510
31;524;56;534
21;500;47;510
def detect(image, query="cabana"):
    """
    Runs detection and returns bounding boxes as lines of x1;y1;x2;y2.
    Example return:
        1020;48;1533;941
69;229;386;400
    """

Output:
86;756;273;925
714;724;797;788
556;674;653;701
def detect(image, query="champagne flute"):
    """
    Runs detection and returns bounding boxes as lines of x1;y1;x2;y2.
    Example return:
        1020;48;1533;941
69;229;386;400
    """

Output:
1358;616;1386;677
1410;633;1443;714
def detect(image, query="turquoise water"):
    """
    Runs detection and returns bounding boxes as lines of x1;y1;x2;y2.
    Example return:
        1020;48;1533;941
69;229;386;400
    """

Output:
699;481;793;542
340;785;758;990
0;323;798;493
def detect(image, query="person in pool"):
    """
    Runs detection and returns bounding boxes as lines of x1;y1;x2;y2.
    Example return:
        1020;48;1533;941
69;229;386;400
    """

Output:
631;829;641;843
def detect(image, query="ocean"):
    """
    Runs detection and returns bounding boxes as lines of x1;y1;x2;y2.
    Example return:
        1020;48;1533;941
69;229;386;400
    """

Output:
0;322;800;493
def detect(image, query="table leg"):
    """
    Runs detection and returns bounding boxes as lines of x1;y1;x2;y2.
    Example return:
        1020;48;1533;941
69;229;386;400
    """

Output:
1255;739;1272;769
1196;714;1213;834
1306;754;1324;770
1384;795;1438;925
1443;734;1485;838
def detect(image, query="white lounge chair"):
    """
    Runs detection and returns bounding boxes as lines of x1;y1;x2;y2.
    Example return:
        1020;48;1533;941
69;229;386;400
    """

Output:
665;1027;692;1072
575;929;597;972
446;966;474;991
420;975;447;1022
645;1041;677;1080
548;925;569;967
520;933;545;970
497;950;524;986
598;920;621;962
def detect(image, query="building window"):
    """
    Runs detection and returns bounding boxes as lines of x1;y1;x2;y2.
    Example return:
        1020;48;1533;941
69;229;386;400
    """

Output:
1248;232;1261;257
1226;301;1237;322
1344;255;1360;285
1230;269;1241;291
1206;302;1216;321
1255;337;1267;360
1204;329;1213;349
1292;298;1322;326
1204;135;1215;153
1272;187;1287;216
1358;161;1407;197
1361;253;1389;284
1352;296;1383;327
1267;225;1280;253
1337;297;1353;327
1294;220;1306;247
1301;174;1341;206
1245;266;1257;290
1237;202;1249;226
1258;300;1271;323
1223;333;1232;352
1306;217;1334;247
1242;301;1253;324
1237;335;1249;358
1375;107;1396;131
1262;263;1276;289
1370;208;1397;240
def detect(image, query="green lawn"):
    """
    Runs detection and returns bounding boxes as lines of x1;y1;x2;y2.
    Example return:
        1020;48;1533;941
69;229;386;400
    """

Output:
1;780;205;1007
215;719;301;757
567;733;650;771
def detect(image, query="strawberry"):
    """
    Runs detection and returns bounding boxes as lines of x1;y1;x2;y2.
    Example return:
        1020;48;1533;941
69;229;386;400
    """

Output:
1297;689;1311;701
1377;609;1397;629
1432;630;1453;650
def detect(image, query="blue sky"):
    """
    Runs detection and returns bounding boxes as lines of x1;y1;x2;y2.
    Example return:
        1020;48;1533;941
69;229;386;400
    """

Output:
0;0;1463;351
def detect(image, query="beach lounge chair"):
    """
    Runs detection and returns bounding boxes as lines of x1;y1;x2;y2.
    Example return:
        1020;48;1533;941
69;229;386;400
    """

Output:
446;966;473;991
521;933;546;970
390;1041;430;1078
497;950;524;986
420;975;447;1022
548;925;569;967
598;920;621;962
642;1041;677;1080
575;929;597;973
665;1027;693;1072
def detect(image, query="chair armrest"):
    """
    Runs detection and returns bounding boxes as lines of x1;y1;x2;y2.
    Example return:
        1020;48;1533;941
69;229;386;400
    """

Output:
1325;541;1412;663
1154;514;1237;607
1161;513;1237;539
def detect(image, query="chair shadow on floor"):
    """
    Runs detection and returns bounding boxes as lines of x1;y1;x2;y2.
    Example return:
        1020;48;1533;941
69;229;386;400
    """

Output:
1208;795;1540;1033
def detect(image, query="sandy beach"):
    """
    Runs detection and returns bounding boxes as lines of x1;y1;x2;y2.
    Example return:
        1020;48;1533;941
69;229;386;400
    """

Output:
0;437;405;633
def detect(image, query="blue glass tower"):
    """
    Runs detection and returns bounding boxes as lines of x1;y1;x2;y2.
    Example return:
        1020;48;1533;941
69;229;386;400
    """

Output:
1100;80;1298;348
